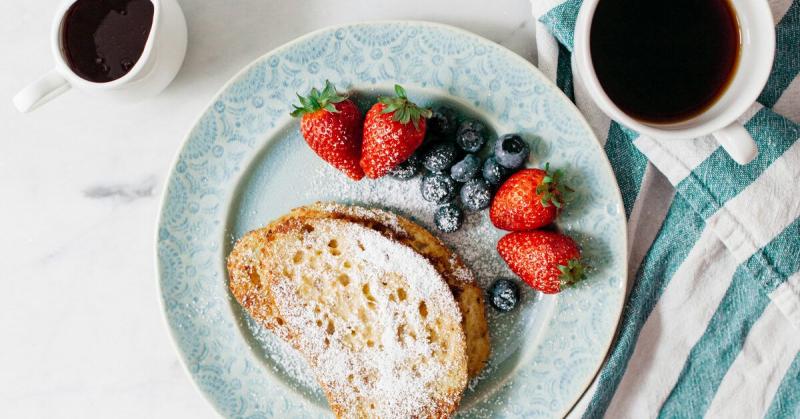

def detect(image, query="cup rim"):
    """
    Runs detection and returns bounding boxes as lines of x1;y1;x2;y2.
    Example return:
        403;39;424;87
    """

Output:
50;0;161;89
573;0;775;140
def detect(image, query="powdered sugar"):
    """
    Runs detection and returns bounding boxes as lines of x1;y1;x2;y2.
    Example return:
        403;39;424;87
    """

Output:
264;219;466;417
244;315;323;398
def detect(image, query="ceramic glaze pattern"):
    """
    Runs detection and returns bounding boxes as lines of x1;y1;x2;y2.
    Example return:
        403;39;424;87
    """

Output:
157;21;626;418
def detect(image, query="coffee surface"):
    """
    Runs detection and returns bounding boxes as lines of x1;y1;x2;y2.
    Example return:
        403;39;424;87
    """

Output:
590;0;740;123
62;0;154;83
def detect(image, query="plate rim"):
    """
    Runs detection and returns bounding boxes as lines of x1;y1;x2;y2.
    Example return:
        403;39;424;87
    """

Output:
155;19;628;418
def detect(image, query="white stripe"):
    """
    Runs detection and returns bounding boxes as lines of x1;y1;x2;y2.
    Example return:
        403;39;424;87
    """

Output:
706;138;800;263
625;165;675;292
605;227;739;417
633;104;763;185
534;24;560;83
705;273;800;418
634;135;719;185
773;75;800;124
768;0;795;24
770;270;800;330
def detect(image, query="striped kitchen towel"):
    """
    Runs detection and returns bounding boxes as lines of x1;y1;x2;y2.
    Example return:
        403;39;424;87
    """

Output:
531;0;800;417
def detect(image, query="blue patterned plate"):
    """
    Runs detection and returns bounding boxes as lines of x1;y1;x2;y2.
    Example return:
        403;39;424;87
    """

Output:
157;21;627;418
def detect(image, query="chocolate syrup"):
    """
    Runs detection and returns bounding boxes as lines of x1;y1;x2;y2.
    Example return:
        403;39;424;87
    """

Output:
62;0;154;83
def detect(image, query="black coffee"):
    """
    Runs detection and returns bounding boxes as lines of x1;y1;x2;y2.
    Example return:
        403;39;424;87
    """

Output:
62;0;154;83
590;0;740;123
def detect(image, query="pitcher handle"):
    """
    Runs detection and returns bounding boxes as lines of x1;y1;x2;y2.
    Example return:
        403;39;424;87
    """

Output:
13;70;71;113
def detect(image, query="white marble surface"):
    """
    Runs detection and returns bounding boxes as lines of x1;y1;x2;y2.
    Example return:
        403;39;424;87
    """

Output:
0;1;537;417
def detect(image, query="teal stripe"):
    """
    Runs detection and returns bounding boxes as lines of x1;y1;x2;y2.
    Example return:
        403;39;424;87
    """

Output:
766;351;800;419
583;195;704;418
657;266;770;418
604;122;646;218
675;108;800;219
538;0;582;51
658;218;800;418
745;216;800;292
556;43;575;102
758;0;800;107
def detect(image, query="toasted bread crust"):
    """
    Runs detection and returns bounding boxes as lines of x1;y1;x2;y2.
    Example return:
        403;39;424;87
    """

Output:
228;211;469;418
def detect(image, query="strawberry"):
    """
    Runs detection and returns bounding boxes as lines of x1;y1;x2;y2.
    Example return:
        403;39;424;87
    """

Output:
497;230;585;294
291;81;364;180
490;163;573;231
360;85;432;179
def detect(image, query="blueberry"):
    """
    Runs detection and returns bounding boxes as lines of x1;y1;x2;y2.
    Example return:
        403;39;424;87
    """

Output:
422;142;460;172
421;172;457;204
388;152;421;180
457;120;486;137
427;107;457;137
488;279;520;312
456;129;487;153
494;134;530;169
460;178;492;211
482;156;510;186
434;203;463;233
450;154;481;182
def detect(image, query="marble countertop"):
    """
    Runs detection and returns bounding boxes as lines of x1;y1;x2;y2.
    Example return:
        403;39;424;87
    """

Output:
0;1;537;417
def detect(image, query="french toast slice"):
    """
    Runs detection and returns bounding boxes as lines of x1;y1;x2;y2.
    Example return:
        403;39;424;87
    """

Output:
288;202;490;378
228;216;468;418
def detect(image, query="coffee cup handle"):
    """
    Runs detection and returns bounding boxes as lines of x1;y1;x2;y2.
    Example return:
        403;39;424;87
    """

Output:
712;122;758;165
13;70;71;113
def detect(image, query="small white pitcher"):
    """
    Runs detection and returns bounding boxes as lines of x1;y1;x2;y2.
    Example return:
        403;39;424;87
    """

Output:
13;0;188;113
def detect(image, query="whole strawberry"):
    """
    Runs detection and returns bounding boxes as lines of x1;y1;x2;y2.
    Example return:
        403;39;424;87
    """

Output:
490;163;573;231
497;230;585;294
291;81;364;180
360;85;432;179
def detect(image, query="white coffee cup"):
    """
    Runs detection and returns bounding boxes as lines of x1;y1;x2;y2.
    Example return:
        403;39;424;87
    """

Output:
13;0;188;113
574;0;775;165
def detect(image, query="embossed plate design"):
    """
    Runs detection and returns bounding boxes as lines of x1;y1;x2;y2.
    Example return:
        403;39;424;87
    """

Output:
157;21;627;418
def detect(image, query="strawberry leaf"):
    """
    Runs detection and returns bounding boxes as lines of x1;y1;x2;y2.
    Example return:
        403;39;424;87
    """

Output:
321;82;335;98
558;258;587;289
298;94;311;109
535;162;574;209
376;84;431;129
308;95;320;109
290;80;349;117
382;102;401;114
395;84;406;98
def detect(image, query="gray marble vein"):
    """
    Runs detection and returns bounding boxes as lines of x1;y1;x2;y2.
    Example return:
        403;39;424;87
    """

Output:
82;176;158;202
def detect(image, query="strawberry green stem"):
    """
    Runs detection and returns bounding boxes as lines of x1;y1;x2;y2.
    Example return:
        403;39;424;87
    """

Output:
378;84;432;130
558;258;587;288
290;80;348;117
535;162;575;208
